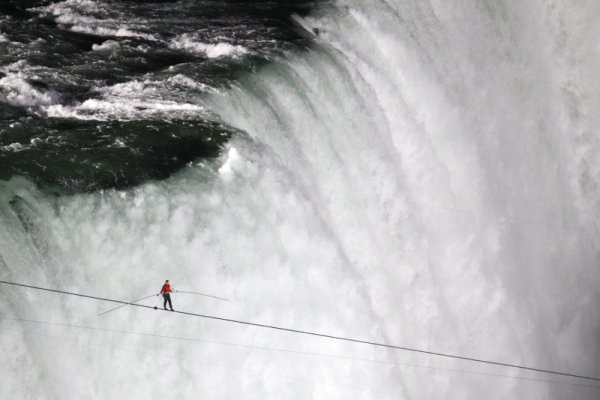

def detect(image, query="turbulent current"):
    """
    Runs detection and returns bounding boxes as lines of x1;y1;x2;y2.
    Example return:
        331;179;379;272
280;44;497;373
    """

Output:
2;0;600;399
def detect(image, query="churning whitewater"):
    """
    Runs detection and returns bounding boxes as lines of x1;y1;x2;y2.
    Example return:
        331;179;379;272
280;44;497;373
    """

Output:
2;0;600;399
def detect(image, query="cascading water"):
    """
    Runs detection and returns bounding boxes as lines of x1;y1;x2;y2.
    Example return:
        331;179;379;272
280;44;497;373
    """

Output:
1;0;600;399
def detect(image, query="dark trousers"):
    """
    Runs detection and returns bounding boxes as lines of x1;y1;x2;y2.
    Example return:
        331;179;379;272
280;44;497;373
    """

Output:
163;294;173;310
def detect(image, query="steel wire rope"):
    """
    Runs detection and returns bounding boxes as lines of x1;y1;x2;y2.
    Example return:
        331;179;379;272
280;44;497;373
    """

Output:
0;324;401;399
1;315;599;390
1;279;599;383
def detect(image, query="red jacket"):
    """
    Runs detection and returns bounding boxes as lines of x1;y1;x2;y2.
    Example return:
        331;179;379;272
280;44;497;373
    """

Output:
161;283;172;294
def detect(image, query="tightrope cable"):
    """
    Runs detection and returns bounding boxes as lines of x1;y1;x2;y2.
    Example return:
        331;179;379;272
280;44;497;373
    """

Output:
1;279;599;383
2;315;599;390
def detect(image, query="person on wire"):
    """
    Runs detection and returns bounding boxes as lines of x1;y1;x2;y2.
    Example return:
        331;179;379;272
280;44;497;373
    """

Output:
160;280;174;311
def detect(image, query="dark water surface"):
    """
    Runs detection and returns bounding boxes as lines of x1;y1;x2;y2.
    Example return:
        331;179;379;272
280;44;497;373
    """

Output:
0;0;318;192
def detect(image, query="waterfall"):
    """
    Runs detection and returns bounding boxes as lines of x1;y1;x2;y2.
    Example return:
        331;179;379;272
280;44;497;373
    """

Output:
1;0;600;398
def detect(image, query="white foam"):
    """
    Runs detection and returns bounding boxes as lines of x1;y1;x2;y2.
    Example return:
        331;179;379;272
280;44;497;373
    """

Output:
46;98;204;121
218;147;242;181
0;74;59;109
170;34;248;58
98;80;151;97
0;143;26;152
41;0;103;14
69;24;156;40
1;60;29;72
91;40;121;52
0;32;8;43
0;75;207;120
112;139;126;148
35;0;156;40
166;74;213;92
34;0;105;24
